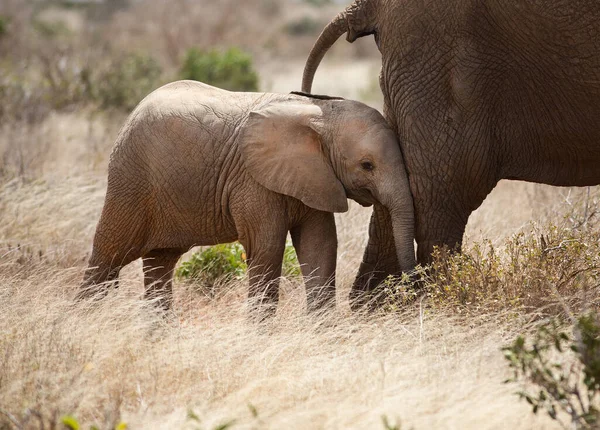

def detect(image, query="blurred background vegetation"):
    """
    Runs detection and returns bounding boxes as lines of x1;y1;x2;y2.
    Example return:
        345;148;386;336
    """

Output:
0;0;376;179
0;0;374;290
0;0;369;119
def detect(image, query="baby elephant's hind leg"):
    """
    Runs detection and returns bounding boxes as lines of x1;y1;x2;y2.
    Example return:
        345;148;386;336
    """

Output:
142;248;184;311
77;248;135;300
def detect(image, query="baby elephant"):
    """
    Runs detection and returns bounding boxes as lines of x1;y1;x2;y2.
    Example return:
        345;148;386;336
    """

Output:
79;80;415;316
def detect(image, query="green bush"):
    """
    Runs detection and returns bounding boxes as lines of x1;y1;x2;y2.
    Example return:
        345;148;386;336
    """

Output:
282;244;301;277
176;243;247;293
285;16;320;36
176;242;301;295
0;71;50;123
37;52;94;109
33;19;72;39
94;52;162;110
0;15;8;37
303;0;331;5
179;47;259;92
503;312;600;428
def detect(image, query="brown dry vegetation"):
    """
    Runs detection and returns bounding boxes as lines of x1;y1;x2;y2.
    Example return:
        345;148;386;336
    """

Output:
1;1;598;429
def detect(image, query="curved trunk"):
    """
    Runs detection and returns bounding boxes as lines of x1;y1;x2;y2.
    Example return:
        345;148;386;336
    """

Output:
301;12;349;93
302;0;378;93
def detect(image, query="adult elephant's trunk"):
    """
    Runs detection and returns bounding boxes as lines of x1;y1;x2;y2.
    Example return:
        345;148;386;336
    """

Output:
302;0;377;93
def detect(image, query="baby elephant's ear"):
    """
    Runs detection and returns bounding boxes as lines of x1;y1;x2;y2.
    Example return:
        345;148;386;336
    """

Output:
239;103;348;213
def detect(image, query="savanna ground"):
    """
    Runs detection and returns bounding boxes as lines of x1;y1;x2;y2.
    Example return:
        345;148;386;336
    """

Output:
1;1;599;429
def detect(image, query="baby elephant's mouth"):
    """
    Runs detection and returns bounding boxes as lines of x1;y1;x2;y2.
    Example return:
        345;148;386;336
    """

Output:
346;189;374;207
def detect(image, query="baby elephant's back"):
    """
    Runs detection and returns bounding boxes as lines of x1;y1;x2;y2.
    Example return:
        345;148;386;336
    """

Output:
104;81;266;240
108;81;262;188
113;81;256;168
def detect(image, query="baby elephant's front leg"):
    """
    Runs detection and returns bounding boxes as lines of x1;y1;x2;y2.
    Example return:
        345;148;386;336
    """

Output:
291;211;337;313
242;228;287;321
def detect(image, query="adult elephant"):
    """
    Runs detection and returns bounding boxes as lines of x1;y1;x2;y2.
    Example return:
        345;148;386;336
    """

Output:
302;0;600;307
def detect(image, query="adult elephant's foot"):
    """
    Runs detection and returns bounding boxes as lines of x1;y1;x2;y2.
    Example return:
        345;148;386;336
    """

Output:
350;264;394;311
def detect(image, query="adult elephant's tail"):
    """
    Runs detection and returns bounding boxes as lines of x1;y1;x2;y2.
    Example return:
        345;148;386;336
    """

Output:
301;0;378;93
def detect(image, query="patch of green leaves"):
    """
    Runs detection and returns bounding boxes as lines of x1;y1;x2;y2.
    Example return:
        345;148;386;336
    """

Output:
179;47;259;92
176;243;247;291
176;242;300;296
503;312;600;428
33;19;72;39
94;52;163;110
285;16;320;36
0;15;8;37
282;243;301;277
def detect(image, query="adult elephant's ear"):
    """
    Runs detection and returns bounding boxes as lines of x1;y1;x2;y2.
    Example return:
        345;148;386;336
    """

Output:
239;103;348;213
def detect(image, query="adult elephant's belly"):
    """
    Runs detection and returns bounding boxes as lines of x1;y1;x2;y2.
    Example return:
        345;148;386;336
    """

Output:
502;132;600;188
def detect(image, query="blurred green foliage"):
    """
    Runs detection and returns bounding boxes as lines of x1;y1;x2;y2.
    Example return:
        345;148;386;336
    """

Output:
94;53;163;110
33;19;72;39
285;16;320;36
179;47;259;92
0;15;8;37
303;0;331;5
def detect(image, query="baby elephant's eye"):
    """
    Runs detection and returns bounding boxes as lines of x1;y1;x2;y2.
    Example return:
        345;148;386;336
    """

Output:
361;161;374;171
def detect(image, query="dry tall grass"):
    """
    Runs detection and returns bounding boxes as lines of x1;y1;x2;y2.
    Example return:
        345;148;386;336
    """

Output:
2;2;599;429
1;141;593;428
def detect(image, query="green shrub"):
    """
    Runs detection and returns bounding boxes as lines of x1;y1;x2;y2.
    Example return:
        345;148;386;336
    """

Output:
0;72;50;123
303;0;331;6
503;312;600;428
37;51;94;109
176;242;301;295
179;47;259;92
282;244;301;277
285;16;320;36
33;19;72;39
94;52;162;110
176;243;247;293
0;15;8;37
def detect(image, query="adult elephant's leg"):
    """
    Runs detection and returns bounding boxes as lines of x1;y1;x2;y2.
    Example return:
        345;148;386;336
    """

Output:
240;224;287;321
350;204;400;310
414;204;468;265
413;177;497;264
290;211;337;313
142;248;184;312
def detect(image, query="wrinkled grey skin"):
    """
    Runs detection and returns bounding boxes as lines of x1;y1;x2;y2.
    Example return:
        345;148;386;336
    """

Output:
302;0;600;308
79;80;414;317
